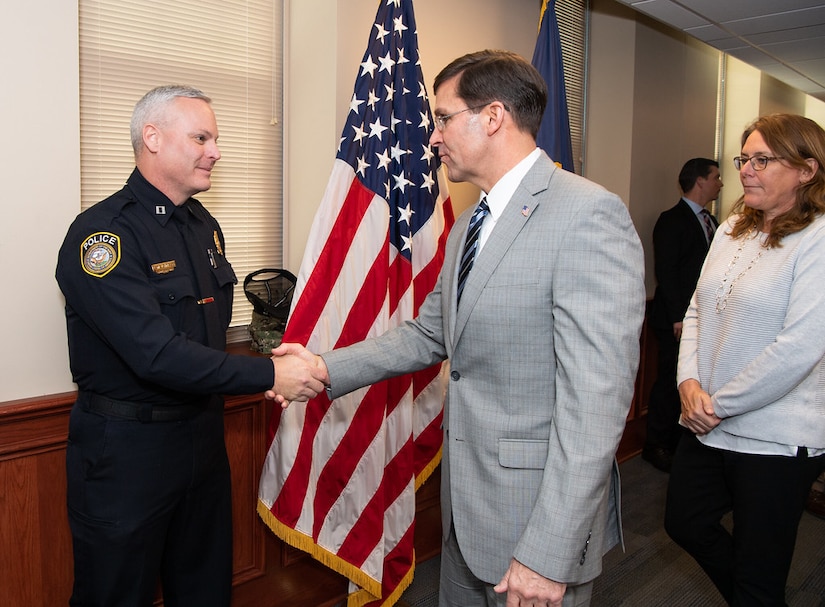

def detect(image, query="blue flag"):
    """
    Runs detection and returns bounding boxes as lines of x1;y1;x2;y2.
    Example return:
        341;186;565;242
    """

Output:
531;0;575;172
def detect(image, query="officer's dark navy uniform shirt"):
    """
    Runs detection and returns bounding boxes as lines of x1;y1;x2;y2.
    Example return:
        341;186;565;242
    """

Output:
56;168;273;405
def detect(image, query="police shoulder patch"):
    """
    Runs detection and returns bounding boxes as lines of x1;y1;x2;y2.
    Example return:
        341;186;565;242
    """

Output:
81;232;121;278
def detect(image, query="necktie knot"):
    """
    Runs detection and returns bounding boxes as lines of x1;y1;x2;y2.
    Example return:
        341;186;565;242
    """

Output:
457;198;489;304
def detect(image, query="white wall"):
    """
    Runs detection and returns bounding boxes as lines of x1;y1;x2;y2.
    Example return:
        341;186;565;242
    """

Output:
0;1;79;398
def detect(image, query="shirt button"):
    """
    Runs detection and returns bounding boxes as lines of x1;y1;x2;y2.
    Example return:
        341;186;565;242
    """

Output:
450;371;460;381
168;294;176;301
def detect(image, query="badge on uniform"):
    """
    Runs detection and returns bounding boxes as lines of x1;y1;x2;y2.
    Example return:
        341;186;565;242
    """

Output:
151;261;177;274
213;231;223;256
81;232;121;278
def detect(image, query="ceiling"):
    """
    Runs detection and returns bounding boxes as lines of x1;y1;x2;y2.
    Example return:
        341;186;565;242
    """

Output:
612;0;825;101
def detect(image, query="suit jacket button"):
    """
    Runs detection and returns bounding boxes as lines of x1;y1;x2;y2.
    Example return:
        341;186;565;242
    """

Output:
450;370;460;381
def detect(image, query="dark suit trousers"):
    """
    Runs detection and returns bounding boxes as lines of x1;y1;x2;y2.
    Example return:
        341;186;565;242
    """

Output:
66;401;232;607
645;325;681;451
665;433;825;606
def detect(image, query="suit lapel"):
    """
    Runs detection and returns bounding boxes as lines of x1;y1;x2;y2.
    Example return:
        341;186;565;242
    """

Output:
678;198;712;250
452;156;555;344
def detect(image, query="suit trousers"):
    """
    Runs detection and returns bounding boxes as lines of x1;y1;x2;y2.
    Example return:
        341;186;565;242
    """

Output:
66;398;232;607
644;325;681;451
665;433;825;606
439;521;593;607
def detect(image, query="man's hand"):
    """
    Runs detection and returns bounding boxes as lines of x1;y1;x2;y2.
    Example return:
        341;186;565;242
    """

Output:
493;558;566;607
265;342;330;406
672;321;683;340
678;378;721;435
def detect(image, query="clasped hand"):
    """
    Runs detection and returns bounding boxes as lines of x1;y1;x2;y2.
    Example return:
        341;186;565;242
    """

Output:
267;343;330;407
494;558;566;607
678;378;721;435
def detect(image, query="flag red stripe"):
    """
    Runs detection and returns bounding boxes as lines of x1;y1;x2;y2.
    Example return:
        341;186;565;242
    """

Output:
283;178;374;344
311;385;387;539
270;393;332;526
388;253;413;316
336;434;414;564
359;507;417;607
336;231;391;347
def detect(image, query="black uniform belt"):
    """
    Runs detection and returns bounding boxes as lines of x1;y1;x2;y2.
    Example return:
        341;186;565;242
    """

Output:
79;392;206;423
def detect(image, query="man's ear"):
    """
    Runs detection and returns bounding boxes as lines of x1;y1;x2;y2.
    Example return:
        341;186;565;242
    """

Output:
143;123;161;153
486;101;507;133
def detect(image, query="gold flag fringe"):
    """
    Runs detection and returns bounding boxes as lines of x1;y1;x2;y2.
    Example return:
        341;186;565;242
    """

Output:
257;447;443;606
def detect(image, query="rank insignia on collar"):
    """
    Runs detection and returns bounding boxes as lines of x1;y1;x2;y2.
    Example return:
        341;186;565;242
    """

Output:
156;205;167;215
82;232;121;278
151;261;177;274
213;231;223;256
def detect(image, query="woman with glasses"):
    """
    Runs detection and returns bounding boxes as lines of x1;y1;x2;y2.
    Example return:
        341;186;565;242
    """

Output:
664;113;825;606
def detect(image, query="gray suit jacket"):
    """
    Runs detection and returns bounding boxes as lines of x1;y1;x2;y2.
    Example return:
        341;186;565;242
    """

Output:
322;152;645;585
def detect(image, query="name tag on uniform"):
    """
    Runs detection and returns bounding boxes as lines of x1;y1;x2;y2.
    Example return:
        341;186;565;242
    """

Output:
151;260;177;274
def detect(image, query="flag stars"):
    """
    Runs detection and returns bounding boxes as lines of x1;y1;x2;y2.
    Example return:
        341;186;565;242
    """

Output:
374;22;390;45
400;233;413;253
367;90;380;111
378;52;396;74
393;16;407;35
390;142;409;162
393;172;413;193
397;203;414;226
349;93;365;115
421;143;435;163
418;112;432;131
369;118;388;139
375;149;392;171
352;124;367;144
356;156;370;177
360;55;378;78
384;82;396;102
420;172;435;193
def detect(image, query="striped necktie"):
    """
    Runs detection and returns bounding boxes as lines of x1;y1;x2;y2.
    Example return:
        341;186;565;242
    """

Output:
700;209;715;243
457;198;489;304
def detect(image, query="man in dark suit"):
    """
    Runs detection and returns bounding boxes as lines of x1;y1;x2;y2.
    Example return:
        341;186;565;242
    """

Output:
642;158;722;472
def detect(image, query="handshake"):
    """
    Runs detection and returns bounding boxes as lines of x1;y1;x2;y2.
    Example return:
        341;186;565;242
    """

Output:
267;343;330;406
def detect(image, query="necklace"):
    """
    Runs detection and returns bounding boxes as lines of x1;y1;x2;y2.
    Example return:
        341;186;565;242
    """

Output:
715;230;766;313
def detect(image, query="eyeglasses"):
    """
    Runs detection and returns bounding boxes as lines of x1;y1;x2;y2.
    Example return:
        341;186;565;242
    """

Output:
733;155;784;171
434;103;491;131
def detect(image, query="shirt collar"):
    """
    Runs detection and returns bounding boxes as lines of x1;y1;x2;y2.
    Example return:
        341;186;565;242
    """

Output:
126;168;200;226
481;148;542;220
682;196;705;215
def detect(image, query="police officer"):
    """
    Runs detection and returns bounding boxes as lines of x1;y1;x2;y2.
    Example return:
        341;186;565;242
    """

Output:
56;85;324;607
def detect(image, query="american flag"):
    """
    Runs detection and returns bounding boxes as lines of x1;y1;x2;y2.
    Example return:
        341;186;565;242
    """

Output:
257;0;453;605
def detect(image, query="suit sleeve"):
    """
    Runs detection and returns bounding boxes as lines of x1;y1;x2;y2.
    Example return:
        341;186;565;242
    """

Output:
653;211;688;325
322;271;449;396
513;191;645;583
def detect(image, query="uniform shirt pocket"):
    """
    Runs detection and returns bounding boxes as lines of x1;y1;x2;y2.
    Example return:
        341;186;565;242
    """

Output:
211;260;237;288
152;274;197;305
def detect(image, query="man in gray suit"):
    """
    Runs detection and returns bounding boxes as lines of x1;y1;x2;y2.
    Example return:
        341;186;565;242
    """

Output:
274;50;645;607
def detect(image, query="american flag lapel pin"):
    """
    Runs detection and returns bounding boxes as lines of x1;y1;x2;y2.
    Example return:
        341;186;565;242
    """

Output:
521;205;530;217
